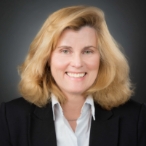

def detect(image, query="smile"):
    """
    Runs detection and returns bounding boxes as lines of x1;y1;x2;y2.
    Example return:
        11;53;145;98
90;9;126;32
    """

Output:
66;72;86;78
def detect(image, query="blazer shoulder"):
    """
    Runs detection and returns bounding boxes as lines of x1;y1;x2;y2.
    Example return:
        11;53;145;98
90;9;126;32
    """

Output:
119;99;143;109
1;97;34;117
112;99;146;117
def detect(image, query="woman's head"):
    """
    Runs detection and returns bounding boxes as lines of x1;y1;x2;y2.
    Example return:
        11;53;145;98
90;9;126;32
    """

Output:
50;26;100;100
19;5;133;110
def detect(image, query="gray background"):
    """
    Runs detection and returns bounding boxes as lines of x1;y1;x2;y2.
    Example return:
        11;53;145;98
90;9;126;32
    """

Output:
0;0;146;104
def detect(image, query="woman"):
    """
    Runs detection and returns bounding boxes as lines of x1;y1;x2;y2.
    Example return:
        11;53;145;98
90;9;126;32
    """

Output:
0;5;146;146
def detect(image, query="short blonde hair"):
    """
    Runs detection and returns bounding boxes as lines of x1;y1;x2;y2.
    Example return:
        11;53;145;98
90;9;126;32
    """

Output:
19;5;133;110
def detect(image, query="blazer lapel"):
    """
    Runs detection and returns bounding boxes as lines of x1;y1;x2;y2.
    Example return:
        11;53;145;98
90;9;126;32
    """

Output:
89;103;119;146
28;103;57;146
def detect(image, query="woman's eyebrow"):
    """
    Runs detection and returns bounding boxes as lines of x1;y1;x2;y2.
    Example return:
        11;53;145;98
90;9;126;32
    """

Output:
83;46;97;49
57;46;72;49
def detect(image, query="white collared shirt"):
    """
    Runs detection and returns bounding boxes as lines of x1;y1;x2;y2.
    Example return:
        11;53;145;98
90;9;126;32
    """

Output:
51;94;95;146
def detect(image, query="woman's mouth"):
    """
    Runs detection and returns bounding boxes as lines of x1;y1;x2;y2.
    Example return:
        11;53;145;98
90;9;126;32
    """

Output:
66;72;86;78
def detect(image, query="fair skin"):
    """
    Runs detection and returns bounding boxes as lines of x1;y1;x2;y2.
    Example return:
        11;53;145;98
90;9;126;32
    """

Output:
50;26;100;131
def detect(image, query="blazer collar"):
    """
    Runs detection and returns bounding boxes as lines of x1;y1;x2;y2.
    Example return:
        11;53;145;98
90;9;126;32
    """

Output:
33;102;53;120
94;103;113;121
89;103;120;146
28;102;57;146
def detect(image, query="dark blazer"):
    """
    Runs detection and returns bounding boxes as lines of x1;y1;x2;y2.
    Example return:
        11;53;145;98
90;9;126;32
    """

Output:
0;97;146;146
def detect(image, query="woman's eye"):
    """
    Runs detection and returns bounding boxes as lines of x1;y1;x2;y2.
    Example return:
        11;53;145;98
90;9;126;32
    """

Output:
61;49;69;54
84;50;93;54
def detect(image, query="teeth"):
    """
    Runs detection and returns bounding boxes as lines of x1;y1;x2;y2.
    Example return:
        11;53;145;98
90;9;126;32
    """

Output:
67;72;86;78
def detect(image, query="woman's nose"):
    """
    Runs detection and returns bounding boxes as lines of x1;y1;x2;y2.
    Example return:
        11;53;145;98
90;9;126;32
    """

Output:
70;54;83;68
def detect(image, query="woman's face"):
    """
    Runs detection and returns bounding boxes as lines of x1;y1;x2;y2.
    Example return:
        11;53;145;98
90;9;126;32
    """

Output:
50;26;100;97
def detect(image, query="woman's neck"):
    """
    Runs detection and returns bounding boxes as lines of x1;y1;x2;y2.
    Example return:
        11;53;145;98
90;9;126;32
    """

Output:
61;94;85;115
61;94;85;131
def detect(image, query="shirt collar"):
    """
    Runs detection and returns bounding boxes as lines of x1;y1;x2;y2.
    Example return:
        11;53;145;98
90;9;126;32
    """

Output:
84;95;95;120
51;94;95;121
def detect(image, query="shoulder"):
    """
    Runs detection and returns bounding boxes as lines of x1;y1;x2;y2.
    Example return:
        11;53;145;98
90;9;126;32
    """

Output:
112;99;146;144
94;99;146;119
0;98;36;144
0;97;34;117
112;99;145;113
111;99;146;120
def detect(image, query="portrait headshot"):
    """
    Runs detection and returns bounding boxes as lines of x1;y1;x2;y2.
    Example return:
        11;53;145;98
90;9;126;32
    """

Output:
0;0;146;146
